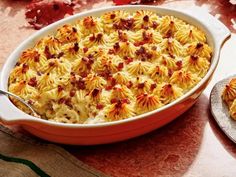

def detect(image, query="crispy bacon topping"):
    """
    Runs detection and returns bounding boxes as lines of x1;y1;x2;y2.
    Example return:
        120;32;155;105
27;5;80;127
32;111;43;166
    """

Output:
176;60;182;69
58;98;65;104
65;98;72;107
96;104;104;110
76;78;85;90
152;21;158;29
49;61;55;67
44;46;53;59
124;56;133;64
96;33;103;41
82;57;94;70
57;85;63;92
117;62;124;70
168;69;173;77
190;55;198;61
114;18;134;30
28;77;37;87
113;42;120;51
196;43;203;49
69;89;76;97
73;42;79;52
150;83;157;90
22;63;29;73
83;47;88;53
143;15;149;22
92;88;100;97
110;13;116;19
83;16;96;28
138;83;145;89
89;34;96;41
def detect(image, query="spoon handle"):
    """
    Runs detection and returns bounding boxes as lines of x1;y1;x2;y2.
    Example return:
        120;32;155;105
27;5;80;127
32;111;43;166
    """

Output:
0;89;38;117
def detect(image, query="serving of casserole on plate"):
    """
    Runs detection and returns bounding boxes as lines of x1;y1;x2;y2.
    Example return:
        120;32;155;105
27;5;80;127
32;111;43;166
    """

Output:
0;6;230;144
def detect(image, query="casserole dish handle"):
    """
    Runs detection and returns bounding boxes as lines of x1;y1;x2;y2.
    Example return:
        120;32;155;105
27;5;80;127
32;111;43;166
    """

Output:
185;8;231;46
0;71;34;124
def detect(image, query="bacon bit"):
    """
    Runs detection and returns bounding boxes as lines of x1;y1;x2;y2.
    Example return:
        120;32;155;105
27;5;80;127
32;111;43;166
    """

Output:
111;98;118;104
150;83;157;90
73;42;79;52
44;46;53;59
105;85;113;90
110;13;116;19
58;98;65;104
138;83;145;89
37;71;42;76
16;62;21;66
152;21;158;29
69;89;76;97
118;30;128;42
76;78;85;90
119;18;134;30
57;85;63;92
89;34;96;41
70;72;75;76
57;52;64;58
143;15;149;22
146;53;153;59
65;98;72;107
109;77;116;86
168;69;173;77
83;16;96;28
49;61;55;67
113;23;120;30
124;56;133;64
113;42;120;51
196;43;203;49
28;100;33;105
142;25;149;30
96;33;103;41
96;104;104;110
80;72;88;78
117;62;124;70
108;49;115;54
122;98;130;104
165;30;172;38
72;27;77;33
99;68;111;79
125;81;132;89
176;60;182;69
135;46;146;56
70;76;76;86
34;52;40;62
83;47;88;53
190;56;198;61
134;41;147;47
22;63;29;73
82;57;94;69
163;60;167;66
28;77;37;87
142;31;152;41
151;46;157;51
115;100;123;109
92;88;100;97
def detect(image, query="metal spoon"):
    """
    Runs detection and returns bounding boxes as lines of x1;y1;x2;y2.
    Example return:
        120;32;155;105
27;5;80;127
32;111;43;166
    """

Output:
0;89;39;117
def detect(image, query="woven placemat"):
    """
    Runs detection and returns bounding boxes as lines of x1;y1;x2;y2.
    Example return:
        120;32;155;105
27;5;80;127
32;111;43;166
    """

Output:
0;125;108;177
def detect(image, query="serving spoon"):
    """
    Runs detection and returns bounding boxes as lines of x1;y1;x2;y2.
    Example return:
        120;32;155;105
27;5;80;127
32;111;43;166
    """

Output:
0;89;39;117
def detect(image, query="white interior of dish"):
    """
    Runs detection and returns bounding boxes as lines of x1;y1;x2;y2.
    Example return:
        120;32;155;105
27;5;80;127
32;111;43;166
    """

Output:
0;5;230;127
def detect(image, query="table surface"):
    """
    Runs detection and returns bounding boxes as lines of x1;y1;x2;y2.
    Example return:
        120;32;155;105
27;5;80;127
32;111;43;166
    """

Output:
1;0;236;176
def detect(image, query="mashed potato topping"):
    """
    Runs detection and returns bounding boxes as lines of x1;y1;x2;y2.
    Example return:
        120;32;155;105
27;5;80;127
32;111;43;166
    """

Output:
8;10;212;124
222;78;236;120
